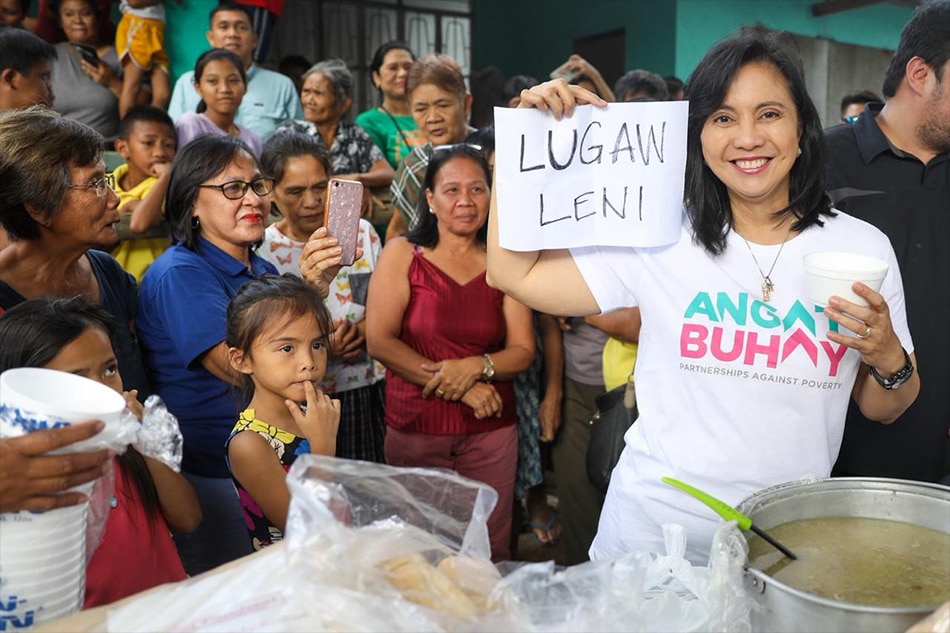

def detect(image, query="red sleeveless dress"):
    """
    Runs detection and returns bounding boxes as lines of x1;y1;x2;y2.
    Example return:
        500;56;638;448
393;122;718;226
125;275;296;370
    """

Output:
384;247;516;435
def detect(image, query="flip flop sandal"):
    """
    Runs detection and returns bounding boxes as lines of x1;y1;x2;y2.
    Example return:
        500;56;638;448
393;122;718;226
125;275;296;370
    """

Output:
528;513;562;547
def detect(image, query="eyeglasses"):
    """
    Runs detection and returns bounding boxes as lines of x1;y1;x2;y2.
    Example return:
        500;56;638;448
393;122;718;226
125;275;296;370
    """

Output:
66;177;113;197
198;177;275;200
843;115;860;124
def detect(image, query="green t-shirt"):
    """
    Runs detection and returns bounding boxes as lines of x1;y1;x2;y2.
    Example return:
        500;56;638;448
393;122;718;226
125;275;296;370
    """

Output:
355;107;427;168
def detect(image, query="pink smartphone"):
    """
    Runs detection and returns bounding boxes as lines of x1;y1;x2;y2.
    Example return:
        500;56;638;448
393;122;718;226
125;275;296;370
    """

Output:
323;178;363;266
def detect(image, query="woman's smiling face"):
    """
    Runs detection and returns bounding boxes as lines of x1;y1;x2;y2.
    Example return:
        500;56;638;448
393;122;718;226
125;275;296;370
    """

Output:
195;58;246;117
700;60;801;216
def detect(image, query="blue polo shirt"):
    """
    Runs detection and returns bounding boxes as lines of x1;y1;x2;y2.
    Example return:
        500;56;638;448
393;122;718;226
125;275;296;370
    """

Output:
137;239;277;477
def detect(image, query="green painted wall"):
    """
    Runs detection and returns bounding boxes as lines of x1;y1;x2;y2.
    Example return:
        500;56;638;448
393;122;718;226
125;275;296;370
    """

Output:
472;0;677;83
166;0;217;84
473;0;912;85
674;0;914;81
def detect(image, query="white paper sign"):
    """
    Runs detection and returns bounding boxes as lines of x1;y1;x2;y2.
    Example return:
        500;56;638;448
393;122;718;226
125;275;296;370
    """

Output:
494;101;688;251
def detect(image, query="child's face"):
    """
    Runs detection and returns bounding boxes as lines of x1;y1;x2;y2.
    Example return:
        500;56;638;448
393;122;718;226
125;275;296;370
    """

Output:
116;120;176;179
195;59;246;118
235;312;328;404
0;0;25;27
44;326;123;394
272;155;329;242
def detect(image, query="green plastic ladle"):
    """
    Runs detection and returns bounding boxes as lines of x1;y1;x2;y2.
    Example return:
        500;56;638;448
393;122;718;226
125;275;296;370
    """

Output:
662;476;797;560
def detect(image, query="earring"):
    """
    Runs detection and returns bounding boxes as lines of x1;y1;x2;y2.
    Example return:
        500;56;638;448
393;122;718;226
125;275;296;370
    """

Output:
191;216;200;229
428;207;435;214
797;147;802;156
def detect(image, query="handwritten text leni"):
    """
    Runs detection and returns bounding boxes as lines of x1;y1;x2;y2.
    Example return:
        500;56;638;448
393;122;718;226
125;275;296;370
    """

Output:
494;102;688;251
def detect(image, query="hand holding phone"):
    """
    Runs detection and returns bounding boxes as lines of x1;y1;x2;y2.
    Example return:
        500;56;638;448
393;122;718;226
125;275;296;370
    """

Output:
71;43;100;68
324;179;363;267
549;60;578;83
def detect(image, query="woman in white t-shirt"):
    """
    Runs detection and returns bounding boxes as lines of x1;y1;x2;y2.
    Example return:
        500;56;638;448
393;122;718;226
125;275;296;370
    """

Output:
486;27;920;563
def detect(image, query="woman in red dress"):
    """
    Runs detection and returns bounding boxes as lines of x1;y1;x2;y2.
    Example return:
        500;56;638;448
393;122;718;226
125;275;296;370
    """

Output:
366;144;535;561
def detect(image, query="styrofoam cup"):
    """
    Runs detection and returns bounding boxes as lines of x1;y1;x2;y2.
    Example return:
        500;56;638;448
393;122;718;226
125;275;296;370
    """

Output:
802;251;888;307
0;367;126;448
0;499;87;625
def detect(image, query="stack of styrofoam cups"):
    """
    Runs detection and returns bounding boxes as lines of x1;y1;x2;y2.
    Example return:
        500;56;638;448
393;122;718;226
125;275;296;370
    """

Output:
0;368;126;629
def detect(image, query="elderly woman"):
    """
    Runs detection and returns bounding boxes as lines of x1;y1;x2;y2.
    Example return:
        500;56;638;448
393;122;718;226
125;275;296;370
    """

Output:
366;144;535;561
258;131;386;463
135;134;278;575
49;0;122;143
488;27;918;564
276;59;394;191
383;54;474;242
0;107;146;393
355;41;426;169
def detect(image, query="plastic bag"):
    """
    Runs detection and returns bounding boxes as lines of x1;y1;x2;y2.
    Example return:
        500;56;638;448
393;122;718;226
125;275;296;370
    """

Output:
101;457;755;632
133;395;183;472
107;455;503;632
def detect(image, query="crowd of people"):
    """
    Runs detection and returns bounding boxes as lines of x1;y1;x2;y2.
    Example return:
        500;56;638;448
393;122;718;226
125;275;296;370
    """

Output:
0;0;947;611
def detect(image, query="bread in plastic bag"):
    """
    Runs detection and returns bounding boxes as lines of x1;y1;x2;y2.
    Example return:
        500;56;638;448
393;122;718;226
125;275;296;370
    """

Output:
100;456;754;632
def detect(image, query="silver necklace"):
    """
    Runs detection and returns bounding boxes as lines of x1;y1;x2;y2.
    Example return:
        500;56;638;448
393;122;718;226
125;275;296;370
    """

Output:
738;227;793;302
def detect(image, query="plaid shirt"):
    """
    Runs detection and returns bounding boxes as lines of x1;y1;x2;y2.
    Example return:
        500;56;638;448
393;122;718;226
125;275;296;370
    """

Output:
389;142;433;229
275;119;385;176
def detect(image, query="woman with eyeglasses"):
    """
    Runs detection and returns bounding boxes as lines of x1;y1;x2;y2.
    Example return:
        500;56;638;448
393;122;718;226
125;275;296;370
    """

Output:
365;144;535;561
136;134;278;575
0;107;147;394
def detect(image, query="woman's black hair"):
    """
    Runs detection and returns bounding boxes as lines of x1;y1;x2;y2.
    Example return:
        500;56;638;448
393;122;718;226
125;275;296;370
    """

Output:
260;131;331;219
226;274;334;402
193;48;247;114
52;0;96;21
0;297;162;523
261;131;331;185
465;126;495;157
165;134;260;251
683;25;833;255
369;41;414;78
406;144;491;249
502;75;539;104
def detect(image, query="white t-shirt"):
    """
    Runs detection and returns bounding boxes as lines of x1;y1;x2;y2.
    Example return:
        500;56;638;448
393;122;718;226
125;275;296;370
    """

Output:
571;210;913;563
119;0;164;21
257;221;385;392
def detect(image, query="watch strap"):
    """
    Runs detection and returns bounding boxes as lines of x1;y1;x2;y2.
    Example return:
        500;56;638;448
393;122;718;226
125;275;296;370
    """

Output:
868;348;914;390
480;353;495;382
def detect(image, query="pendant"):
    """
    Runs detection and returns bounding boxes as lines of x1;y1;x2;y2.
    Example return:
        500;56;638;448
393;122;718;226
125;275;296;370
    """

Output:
762;277;774;302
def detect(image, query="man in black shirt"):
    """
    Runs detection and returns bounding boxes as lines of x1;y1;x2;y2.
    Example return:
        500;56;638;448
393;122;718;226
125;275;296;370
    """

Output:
825;0;950;483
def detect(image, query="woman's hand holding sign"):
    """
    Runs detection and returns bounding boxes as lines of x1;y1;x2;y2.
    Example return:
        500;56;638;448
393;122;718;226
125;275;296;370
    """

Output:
516;79;608;119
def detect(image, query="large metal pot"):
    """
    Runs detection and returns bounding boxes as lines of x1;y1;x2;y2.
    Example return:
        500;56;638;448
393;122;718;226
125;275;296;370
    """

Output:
735;477;950;633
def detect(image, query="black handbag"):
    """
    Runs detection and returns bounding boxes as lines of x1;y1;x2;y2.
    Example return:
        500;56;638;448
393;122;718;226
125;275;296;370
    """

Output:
586;376;637;492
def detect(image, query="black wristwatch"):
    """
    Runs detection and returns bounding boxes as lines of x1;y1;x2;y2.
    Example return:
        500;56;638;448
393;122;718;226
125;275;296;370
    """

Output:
869;348;914;390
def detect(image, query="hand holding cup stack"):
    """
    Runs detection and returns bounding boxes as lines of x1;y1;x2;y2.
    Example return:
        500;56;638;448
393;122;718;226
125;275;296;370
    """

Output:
0;368;130;625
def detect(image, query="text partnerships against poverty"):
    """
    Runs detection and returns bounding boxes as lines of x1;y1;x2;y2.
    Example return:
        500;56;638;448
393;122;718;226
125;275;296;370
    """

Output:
494;101;687;251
